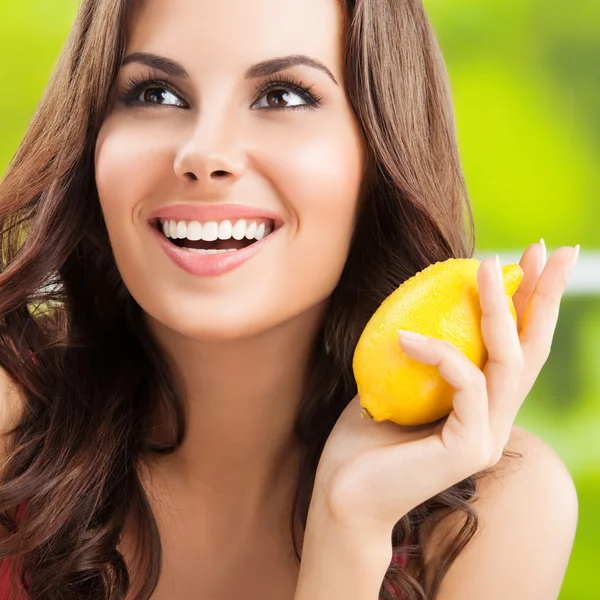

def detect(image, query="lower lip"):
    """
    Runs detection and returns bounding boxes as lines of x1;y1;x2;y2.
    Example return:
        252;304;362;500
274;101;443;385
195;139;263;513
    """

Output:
150;222;283;277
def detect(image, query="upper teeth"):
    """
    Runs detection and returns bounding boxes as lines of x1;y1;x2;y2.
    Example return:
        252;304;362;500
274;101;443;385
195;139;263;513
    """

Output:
159;219;274;242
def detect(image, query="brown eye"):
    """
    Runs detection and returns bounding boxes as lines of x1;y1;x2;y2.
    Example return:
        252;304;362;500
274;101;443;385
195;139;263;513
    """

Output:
143;88;167;103
253;86;310;110
140;87;184;106
118;74;190;108
265;90;294;108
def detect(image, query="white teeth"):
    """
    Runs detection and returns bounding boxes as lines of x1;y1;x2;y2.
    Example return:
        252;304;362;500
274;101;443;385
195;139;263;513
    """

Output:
186;221;202;240
185;248;237;254
245;221;257;239
176;221;187;239
232;219;247;240
202;221;219;241
218;220;233;239
159;218;276;242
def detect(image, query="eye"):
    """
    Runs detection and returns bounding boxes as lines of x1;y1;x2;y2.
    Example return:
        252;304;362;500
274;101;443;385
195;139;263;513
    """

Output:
117;74;188;108
251;75;322;112
137;86;186;107
253;87;309;110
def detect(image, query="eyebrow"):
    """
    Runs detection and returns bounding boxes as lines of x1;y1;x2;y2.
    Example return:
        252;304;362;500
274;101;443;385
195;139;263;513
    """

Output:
120;52;339;86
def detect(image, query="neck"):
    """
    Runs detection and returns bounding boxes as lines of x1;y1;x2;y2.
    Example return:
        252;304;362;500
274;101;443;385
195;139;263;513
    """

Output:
140;301;327;521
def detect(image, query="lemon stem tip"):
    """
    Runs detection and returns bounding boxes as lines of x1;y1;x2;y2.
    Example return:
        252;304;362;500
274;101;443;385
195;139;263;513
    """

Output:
361;407;374;420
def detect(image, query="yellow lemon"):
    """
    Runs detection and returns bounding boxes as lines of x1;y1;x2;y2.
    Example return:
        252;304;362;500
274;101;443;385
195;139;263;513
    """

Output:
352;258;523;426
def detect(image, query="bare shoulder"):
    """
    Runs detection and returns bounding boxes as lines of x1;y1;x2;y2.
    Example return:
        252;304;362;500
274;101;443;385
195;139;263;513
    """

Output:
0;364;25;473
0;364;25;540
421;424;579;600
480;424;578;491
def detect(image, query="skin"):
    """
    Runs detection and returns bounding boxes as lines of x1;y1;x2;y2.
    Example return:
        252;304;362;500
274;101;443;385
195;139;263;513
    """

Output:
294;245;579;599
94;0;365;595
92;0;579;597
96;0;364;518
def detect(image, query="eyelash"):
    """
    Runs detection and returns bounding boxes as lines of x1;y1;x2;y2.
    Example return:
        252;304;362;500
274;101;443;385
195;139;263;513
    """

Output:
116;69;324;112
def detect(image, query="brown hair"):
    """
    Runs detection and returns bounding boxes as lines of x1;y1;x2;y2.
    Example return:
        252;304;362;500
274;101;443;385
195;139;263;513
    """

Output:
0;0;520;598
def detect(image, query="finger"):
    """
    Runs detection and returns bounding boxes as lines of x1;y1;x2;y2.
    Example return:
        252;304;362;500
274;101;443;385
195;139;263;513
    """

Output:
397;332;488;437
477;258;523;400
477;257;524;437
512;240;545;332
519;245;579;384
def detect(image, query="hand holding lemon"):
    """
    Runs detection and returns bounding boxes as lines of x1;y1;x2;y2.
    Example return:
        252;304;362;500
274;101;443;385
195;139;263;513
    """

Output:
313;242;579;539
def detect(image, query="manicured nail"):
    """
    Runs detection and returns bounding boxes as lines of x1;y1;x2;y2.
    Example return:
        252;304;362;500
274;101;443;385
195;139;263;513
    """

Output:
494;255;503;286
539;238;546;271
568;244;580;276
397;329;427;344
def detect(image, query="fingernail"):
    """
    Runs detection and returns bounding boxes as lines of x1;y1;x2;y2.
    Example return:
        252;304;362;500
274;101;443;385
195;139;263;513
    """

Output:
494;255;503;286
568;244;580;275
539;238;546;271
397;329;427;343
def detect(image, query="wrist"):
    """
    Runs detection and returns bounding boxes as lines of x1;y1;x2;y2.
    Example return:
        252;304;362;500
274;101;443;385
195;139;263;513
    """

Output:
310;474;396;548
303;493;393;562
295;501;393;600
294;510;392;600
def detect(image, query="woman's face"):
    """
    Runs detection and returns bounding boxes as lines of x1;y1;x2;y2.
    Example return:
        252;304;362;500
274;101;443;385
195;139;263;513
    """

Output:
95;0;366;341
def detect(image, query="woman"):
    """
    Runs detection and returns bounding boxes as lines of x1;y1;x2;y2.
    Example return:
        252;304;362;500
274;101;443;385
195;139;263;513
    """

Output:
0;0;579;598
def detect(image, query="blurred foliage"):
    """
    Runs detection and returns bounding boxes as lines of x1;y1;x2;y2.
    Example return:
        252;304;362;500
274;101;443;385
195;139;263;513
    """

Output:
1;0;599;598
425;0;600;251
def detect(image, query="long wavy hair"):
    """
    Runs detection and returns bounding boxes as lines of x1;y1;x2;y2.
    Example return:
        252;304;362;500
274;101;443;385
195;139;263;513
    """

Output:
0;0;521;598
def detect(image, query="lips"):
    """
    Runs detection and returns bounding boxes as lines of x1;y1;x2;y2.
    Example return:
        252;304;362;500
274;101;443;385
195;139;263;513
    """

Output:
149;214;284;277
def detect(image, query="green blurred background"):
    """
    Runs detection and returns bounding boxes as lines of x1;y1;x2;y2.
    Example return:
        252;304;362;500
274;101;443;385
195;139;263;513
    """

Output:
1;0;598;596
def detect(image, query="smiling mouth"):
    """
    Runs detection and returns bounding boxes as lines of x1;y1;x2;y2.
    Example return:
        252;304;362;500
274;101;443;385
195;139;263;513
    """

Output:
153;218;278;253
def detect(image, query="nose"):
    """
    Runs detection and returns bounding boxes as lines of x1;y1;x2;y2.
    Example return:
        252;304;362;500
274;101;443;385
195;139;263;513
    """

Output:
173;110;247;190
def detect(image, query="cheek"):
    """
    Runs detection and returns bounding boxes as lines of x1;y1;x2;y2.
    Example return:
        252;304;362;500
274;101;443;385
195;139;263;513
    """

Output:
94;119;177;289
265;121;364;220
249;115;365;304
94;118;173;222
258;115;365;254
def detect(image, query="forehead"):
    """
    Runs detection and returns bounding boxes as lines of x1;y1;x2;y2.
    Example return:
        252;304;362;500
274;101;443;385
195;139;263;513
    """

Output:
127;0;346;75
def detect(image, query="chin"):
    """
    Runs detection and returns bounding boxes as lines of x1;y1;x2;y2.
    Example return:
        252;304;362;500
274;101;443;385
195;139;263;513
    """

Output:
142;304;283;343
